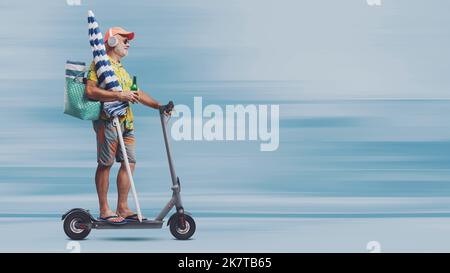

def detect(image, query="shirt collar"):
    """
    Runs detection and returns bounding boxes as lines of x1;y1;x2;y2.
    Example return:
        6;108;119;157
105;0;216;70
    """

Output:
108;55;123;67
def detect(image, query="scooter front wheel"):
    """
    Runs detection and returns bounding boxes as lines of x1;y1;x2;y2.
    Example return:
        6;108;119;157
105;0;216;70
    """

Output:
169;214;196;240
63;211;92;240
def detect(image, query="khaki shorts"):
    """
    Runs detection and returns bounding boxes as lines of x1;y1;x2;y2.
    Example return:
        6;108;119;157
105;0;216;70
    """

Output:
93;119;136;166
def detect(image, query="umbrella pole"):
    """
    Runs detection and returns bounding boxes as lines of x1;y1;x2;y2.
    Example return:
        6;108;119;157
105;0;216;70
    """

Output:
113;116;143;222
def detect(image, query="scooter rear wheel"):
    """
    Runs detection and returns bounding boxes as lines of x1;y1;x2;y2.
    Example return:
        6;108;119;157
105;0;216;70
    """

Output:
63;211;92;240
169;214;196;240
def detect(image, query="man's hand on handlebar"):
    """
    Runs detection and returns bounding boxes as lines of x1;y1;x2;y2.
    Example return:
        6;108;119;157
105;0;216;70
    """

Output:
159;101;174;116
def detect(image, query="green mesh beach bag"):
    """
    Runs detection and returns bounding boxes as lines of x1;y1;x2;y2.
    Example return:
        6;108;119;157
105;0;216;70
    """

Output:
64;60;101;120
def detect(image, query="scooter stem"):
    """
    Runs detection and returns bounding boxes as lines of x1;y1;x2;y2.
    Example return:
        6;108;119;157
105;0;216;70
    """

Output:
113;116;143;222
160;113;178;187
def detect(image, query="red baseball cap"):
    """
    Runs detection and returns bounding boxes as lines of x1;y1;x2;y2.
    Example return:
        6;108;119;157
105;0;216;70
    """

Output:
104;27;135;43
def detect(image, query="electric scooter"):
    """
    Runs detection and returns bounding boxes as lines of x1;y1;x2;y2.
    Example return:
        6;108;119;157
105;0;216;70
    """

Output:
62;101;196;240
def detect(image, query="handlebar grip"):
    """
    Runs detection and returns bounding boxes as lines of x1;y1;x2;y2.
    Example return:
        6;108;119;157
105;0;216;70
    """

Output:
159;101;174;115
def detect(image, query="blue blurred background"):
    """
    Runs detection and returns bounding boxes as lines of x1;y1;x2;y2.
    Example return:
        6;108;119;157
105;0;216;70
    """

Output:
1;0;450;219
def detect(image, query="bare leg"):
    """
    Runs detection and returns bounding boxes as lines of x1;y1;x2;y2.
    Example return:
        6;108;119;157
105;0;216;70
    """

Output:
95;164;124;222
116;162;136;217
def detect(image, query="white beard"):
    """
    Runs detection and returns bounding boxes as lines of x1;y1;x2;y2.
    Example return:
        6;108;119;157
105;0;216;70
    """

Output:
113;44;128;57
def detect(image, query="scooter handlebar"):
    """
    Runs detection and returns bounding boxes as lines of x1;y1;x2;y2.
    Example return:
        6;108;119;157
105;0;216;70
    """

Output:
159;101;174;115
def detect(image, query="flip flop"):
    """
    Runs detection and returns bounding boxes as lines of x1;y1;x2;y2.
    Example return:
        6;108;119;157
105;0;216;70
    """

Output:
124;213;147;222
98;215;127;225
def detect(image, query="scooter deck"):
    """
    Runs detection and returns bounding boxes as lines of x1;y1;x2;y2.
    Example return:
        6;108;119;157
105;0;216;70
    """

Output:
92;219;164;229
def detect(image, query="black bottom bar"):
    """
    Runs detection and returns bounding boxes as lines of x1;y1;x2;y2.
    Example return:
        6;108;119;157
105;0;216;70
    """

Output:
1;253;448;272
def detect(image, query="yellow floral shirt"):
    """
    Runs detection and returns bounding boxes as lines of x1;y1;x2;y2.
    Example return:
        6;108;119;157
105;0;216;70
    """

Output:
88;56;134;130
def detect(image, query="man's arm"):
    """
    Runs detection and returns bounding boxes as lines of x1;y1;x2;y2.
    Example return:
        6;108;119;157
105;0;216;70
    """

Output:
85;80;140;103
137;89;161;109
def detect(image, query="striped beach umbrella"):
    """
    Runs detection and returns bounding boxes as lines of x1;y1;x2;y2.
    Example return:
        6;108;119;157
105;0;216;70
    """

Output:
87;10;128;117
